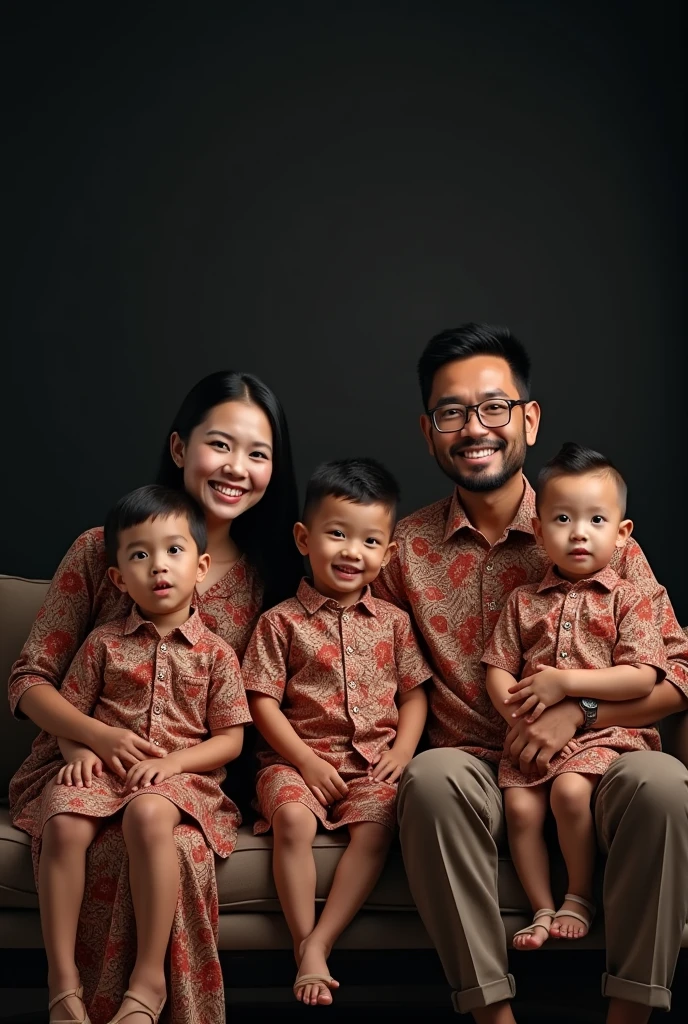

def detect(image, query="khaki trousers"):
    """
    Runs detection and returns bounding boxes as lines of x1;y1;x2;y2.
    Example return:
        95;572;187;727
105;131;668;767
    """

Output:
397;748;688;1014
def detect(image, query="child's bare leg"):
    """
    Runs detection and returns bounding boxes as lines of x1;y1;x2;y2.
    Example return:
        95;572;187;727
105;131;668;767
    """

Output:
298;821;392;1006
472;1003;518;1024
118;795;183;1024
504;785;553;950
271;803;319;960
39;812;101;1021
549;772;598;939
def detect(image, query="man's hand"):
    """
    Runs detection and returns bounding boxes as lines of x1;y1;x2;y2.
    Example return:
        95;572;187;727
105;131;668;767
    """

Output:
369;745;413;784
504;699;584;775
123;753;183;793
91;727;165;779
299;752;349;807
56;748;103;788
504;667;569;721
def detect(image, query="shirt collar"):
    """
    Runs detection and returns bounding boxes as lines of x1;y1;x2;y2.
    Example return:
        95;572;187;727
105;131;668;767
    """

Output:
442;477;537;543
536;563;622;594
296;577;378;617
123;605;207;645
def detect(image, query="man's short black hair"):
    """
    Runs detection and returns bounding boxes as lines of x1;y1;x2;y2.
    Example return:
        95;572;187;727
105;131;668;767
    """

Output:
302;458;400;526
417;322;531;411
104;484;207;566
536;442;627;516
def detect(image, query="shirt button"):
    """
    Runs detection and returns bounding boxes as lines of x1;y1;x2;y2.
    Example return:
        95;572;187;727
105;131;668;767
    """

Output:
348;681;357;689
563;621;572;630
160;643;167;652
153;705;162;714
569;592;577;599
560;651;569;659
485;563;494;572
346;646;354;654
158;671;165;680
487;601;497;611
154;740;160;746
342;614;349;622
352;706;360;714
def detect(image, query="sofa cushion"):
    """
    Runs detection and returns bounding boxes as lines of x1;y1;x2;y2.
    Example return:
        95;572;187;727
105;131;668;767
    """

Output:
0;575;47;797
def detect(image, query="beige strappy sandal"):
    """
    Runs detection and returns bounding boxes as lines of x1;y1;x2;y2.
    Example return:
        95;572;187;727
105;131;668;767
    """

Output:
511;907;555;949
552;892;596;938
48;984;91;1024
106;990;166;1024
293;973;338;1002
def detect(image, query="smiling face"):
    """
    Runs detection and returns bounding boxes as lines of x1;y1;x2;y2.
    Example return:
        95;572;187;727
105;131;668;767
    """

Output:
170;400;274;529
293;495;397;607
421;355;540;493
534;471;633;581
108;512;210;625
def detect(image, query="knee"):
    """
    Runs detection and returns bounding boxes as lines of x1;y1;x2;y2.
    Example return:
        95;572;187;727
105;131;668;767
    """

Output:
603;752;688;821
349;821;393;856
550;775;593;819
398;749;488;822
505;789;544;831
122;796;176;842
42;813;93;852
272;802;316;844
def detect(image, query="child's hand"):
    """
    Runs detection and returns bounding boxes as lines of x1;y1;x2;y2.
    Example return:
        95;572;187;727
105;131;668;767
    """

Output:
299;753;349;807
92;727;166;779
560;738;581;758
504;667;568;722
123;754;183;794
56;749;103;788
369;746;412;784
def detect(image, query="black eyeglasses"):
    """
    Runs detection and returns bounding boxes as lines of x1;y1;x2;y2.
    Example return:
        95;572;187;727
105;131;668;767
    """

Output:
429;399;528;433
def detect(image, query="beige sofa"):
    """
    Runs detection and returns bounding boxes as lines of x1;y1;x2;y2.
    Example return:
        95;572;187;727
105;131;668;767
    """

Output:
1;573;686;972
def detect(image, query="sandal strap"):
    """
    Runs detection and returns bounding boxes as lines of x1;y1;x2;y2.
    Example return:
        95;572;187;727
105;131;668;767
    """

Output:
293;973;336;993
48;985;88;1021
563;893;596;915
553;908;593;927
532;908;556;921
109;991;164;1024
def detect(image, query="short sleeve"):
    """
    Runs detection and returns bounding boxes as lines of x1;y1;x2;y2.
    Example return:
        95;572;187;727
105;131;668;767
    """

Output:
8;529;107;716
481;591;525;675
58;631;107;717
241;615;289;702
613;592;668;680
392;611;433;693
206;642;253;731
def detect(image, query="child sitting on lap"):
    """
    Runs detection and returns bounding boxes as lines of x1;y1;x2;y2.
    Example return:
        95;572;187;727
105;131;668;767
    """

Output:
243;458;430;1007
483;443;666;951
12;485;251;1024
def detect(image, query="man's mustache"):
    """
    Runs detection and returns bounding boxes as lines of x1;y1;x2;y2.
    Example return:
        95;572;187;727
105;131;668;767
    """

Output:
449;439;506;458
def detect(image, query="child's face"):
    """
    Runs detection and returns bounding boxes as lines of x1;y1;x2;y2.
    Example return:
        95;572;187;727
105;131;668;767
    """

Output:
293;496;397;607
533;471;632;582
170;400;274;528
108;513;210;618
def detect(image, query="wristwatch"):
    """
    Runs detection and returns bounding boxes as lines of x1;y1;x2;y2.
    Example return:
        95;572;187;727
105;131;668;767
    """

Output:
579;698;598;728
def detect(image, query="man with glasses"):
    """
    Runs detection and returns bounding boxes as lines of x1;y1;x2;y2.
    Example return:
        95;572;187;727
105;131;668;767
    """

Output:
374;323;688;1024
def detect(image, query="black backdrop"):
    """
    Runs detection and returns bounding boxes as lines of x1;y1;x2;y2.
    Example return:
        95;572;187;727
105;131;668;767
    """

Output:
4;1;686;621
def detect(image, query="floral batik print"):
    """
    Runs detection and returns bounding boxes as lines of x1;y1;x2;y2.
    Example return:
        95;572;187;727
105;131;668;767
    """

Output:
242;578;432;832
8;526;262;1024
482;564;665;787
373;480;688;762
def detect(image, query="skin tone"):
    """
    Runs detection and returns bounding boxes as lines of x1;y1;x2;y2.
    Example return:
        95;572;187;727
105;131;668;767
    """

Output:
422;356;659;1024
43;513;245;1024
486;471;658;949
249;496;428;1007
170;398;274;592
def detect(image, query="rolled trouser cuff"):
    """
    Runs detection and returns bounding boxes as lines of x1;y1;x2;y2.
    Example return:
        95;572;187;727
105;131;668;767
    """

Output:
602;972;671;1011
451;974;516;1013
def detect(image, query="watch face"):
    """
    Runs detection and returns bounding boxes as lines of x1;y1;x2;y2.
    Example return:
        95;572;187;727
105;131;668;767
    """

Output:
581;698;597;709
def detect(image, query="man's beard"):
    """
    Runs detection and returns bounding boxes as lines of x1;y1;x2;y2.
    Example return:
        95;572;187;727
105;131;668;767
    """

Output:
434;432;527;493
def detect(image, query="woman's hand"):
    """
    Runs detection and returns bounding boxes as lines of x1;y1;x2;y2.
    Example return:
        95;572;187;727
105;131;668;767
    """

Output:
299;752;349;807
504;667;569;721
90;727;165;779
56;748;103;788
123;753;183;793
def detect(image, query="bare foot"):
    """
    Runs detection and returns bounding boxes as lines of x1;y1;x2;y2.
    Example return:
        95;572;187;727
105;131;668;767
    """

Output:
512;911;553;950
550;897;593;940
294;936;340;1006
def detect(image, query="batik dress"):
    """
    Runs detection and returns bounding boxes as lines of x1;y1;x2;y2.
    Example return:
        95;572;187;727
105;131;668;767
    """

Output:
242;579;432;832
481;564;666;787
8;527;261;1024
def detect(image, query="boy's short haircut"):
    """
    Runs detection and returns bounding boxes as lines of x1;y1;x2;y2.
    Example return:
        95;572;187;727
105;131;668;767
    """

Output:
104;484;207;566
302;458;400;526
536;442;627;516
417;322;531;411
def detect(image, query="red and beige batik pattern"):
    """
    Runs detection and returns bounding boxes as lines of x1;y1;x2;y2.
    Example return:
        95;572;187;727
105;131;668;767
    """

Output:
242;579;432;832
373;480;688;762
7;527;262;1024
13;607;252;853
482;564;664;787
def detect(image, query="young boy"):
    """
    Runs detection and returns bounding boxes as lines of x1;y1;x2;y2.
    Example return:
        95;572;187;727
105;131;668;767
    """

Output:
12;485;251;1024
482;443;666;952
243;458;430;1007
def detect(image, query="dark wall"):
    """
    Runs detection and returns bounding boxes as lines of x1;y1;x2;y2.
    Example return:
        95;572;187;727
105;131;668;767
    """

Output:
4;1;686;619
